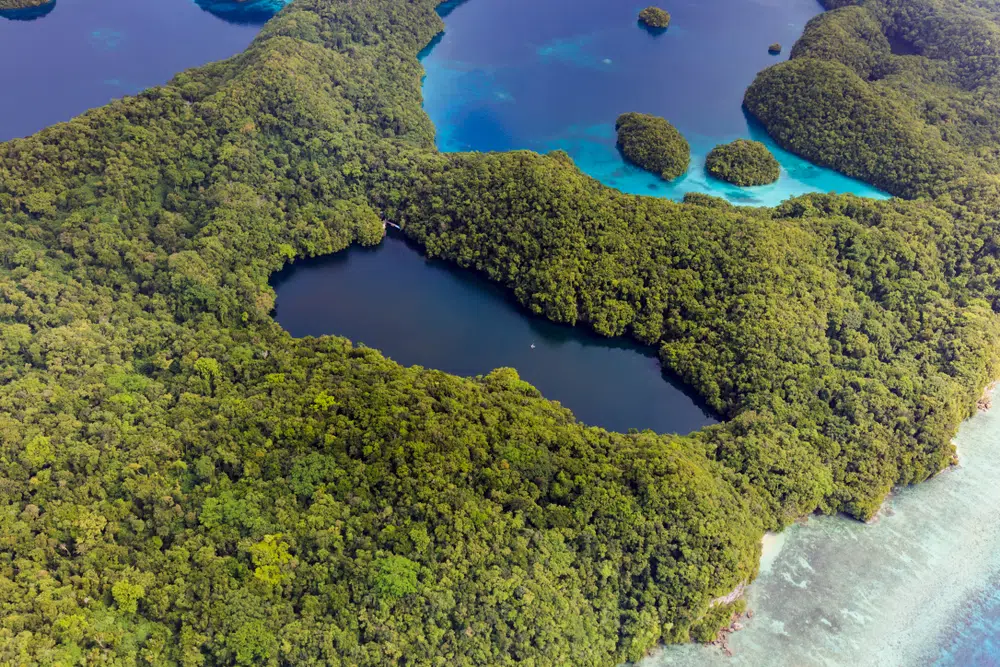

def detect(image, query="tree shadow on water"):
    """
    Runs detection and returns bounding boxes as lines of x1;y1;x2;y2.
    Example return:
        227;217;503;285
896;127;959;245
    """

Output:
194;0;287;26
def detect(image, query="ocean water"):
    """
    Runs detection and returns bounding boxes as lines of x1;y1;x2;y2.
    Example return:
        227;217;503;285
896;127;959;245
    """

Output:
420;0;890;206
0;0;287;142
272;234;718;435
645;400;1000;666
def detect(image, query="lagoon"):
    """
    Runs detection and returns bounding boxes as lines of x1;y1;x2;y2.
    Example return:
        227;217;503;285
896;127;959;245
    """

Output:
420;0;889;206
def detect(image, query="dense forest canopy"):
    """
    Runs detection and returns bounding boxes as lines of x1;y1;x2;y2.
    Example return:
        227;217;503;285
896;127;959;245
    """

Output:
1;0;1000;664
615;112;690;181
704;139;780;186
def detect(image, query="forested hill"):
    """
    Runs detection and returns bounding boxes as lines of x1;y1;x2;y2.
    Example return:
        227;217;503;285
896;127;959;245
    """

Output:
744;0;1000;204
1;0;999;664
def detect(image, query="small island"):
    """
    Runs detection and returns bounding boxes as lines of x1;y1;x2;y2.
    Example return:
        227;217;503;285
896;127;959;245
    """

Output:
768;42;782;54
638;6;671;29
616;112;690;180
705;139;781;186
0;0;51;7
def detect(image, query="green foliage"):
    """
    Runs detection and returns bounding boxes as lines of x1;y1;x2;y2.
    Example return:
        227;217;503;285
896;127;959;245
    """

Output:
638;6;671;28
615;112;690;180
0;0;998;663
371;555;420;600
768;42;782;54
396;150;1000;522
23;434;54;469
745;0;1000;200
688;599;746;643
111;580;146;614
705;139;781;186
249;534;296;586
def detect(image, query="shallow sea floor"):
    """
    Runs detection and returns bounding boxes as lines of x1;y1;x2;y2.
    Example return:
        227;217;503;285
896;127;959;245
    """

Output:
420;0;889;205
645;402;1000;666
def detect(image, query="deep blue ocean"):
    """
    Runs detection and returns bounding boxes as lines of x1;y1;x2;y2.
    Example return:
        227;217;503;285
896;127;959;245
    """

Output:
2;0;997;663
0;0;286;142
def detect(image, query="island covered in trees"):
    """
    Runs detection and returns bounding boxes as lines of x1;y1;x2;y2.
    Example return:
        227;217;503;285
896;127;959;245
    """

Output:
2;0;1000;663
0;0;51;8
615;111;690;180
705;139;781;185
638;6;671;29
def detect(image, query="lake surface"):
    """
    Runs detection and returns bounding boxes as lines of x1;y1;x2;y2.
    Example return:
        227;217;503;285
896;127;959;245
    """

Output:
0;0;286;142
272;235;717;435
420;0;890;206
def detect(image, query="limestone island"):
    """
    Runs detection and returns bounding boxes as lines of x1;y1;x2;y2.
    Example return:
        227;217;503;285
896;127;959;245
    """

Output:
768;42;782;54
638;6;671;29
615;111;690;180
705;139;781;186
0;0;51;8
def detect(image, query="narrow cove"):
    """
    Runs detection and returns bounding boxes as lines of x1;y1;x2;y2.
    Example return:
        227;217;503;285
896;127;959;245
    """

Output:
271;233;718;435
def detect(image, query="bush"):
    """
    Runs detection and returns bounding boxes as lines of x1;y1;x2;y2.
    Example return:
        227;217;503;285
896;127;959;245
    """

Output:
705;139;781;186
615;111;690;180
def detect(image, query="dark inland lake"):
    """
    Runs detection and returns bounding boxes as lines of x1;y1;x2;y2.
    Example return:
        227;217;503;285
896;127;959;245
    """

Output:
271;235;718;435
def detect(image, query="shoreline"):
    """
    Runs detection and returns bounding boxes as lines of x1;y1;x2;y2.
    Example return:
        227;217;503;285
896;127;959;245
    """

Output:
645;380;1000;665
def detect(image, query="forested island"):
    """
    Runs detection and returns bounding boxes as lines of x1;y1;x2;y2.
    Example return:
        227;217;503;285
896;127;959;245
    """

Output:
0;0;50;8
705;139;780;186
638;6;671;29
2;0;1000;664
615;111;690;180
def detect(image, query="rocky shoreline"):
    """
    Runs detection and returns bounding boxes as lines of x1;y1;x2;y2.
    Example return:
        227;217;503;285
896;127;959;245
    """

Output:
978;382;997;412
710;608;753;657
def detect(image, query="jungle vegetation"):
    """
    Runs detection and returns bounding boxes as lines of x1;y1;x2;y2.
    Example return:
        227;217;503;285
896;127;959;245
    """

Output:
705;139;781;186
615;112;690;180
638;6;671;29
2;0;1000;664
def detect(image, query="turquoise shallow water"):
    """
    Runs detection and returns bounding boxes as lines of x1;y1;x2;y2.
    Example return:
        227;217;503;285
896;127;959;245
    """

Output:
420;0;890;206
645;399;1000;666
